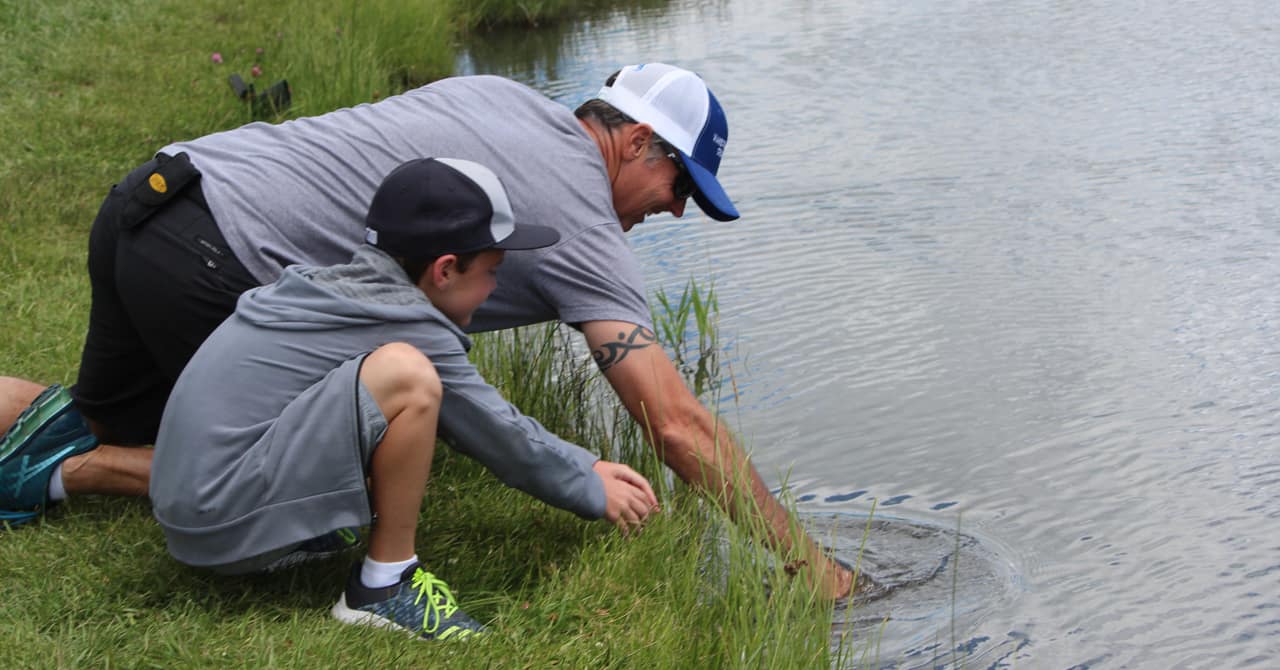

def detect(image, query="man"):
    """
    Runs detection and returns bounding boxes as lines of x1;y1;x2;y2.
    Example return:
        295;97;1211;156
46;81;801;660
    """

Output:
0;63;855;600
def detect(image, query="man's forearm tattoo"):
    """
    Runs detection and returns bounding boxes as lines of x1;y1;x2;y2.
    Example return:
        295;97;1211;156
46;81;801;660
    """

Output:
592;325;656;371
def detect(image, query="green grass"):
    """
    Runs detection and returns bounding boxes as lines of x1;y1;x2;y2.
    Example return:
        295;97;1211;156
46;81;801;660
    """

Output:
0;0;870;667
0;321;857;668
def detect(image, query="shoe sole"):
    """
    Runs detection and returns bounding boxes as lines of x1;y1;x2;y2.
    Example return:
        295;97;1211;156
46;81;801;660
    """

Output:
331;594;479;641
263;544;356;572
0;509;39;526
332;593;405;630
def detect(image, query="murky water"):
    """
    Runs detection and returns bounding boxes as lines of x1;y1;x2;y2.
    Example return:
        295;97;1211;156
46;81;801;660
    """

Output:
459;1;1280;666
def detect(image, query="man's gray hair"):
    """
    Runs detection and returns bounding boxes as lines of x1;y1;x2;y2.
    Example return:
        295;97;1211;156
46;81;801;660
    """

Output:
574;69;635;130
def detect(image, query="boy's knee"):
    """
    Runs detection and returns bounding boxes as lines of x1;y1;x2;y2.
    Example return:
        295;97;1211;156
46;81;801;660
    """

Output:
362;343;442;406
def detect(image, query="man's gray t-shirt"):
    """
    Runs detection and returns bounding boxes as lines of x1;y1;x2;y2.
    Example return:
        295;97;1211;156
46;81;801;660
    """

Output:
162;75;652;332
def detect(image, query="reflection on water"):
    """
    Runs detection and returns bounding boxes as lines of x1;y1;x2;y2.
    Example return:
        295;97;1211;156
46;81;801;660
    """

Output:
457;0;678;99
460;0;1280;666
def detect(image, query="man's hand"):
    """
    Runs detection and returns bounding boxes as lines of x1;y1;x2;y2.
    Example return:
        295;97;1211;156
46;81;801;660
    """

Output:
593;460;659;533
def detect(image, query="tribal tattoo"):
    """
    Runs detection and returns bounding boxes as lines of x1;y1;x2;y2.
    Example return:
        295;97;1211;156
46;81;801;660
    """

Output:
592;325;656;371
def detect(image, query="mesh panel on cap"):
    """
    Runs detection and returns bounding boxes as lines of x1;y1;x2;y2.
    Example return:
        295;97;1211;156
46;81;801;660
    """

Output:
611;64;707;153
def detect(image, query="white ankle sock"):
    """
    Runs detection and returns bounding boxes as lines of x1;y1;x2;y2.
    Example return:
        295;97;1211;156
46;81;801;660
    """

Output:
361;555;418;589
47;463;67;502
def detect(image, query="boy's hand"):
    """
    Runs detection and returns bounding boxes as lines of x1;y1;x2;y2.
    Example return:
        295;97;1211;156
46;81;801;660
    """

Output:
593;460;660;534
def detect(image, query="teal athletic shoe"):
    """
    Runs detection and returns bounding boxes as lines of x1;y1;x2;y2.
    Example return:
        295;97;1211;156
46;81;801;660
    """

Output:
262;527;363;572
331;562;485;641
0;384;99;527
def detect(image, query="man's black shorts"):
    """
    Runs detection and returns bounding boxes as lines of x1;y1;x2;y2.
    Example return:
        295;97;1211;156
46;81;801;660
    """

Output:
72;154;259;445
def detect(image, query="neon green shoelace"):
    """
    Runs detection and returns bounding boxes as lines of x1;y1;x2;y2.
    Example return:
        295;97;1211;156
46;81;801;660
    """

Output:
411;569;460;635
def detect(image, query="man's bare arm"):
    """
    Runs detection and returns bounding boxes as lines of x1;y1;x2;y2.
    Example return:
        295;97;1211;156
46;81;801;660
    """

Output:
580;320;855;599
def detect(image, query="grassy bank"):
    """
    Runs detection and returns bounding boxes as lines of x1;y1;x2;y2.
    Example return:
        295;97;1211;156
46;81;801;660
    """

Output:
0;1;860;667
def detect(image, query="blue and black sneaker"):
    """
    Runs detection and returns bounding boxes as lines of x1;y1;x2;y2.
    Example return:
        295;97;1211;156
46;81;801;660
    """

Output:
0;384;99;527
331;562;485;641
262;527;363;572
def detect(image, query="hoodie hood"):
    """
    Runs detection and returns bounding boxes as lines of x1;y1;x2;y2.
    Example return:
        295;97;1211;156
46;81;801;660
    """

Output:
236;245;470;345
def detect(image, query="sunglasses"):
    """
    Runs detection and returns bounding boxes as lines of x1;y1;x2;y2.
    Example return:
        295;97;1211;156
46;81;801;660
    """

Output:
657;138;696;200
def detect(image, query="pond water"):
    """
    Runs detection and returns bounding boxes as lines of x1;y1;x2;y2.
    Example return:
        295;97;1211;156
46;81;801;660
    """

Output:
458;1;1280;667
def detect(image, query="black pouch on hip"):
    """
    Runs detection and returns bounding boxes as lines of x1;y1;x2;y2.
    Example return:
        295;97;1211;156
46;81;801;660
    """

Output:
119;152;202;230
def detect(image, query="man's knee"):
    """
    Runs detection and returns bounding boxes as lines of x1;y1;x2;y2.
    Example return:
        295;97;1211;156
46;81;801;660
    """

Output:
360;343;442;411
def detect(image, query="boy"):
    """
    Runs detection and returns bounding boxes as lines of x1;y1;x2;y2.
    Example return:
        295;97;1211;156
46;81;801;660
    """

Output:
150;157;659;640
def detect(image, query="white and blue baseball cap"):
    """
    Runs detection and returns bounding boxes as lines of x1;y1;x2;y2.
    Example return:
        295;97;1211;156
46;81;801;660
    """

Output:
595;63;739;222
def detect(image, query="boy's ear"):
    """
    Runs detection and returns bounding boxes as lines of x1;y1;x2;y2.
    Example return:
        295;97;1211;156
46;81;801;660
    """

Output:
419;254;458;292
435;254;460;282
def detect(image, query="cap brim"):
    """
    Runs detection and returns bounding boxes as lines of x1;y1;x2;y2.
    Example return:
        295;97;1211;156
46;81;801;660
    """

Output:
492;223;560;251
680;149;739;222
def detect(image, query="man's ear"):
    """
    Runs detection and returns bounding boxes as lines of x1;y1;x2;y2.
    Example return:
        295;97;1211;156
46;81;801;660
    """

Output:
625;123;654;161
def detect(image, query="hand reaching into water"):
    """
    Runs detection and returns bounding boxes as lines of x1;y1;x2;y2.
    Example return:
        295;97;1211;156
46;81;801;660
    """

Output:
593;460;660;534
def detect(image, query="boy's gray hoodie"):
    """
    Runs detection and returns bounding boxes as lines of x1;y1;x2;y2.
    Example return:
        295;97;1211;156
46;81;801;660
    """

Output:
151;246;604;566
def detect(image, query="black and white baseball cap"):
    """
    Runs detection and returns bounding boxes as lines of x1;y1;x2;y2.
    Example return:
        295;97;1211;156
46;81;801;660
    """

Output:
364;157;559;259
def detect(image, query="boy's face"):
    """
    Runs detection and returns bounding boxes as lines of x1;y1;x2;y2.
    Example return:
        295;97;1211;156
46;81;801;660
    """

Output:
433;249;505;327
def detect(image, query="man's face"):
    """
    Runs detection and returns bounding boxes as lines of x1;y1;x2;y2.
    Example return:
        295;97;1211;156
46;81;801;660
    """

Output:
434;249;504;327
612;143;691;231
